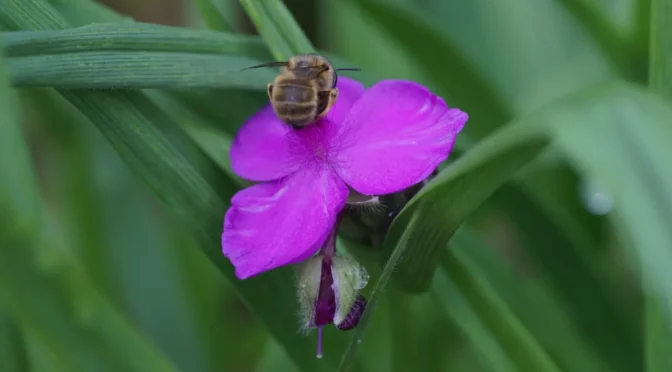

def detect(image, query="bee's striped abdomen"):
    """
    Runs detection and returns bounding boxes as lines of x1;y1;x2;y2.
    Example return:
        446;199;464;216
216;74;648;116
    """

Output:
272;79;318;128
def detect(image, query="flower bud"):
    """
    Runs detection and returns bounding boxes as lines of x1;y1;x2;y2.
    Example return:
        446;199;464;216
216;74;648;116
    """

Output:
296;253;369;358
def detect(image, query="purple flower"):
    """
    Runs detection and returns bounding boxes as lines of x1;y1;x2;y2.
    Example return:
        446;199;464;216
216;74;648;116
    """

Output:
296;227;369;358
222;77;468;279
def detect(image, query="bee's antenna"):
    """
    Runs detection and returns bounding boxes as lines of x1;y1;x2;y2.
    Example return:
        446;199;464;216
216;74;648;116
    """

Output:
334;68;362;72
240;61;288;71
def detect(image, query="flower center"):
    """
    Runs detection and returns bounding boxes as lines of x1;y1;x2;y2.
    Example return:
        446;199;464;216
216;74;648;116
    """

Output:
314;143;328;161
287;120;338;167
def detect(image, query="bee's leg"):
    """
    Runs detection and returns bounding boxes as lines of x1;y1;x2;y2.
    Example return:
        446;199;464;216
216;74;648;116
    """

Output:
266;83;274;100
316;88;339;119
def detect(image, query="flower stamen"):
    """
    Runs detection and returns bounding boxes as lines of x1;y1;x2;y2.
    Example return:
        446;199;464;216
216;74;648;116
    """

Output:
317;326;324;359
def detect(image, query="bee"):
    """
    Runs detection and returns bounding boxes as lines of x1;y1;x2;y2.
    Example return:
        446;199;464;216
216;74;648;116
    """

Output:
242;53;360;129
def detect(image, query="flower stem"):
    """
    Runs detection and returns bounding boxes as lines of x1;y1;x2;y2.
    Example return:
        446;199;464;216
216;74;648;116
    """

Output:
320;211;346;257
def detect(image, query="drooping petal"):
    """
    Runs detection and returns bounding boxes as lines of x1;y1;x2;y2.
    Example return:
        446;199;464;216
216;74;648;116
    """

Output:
337;295;367;331
222;166;349;279
229;105;297;182
229;77;366;182
333;80;468;195
331;256;369;326
296;256;323;330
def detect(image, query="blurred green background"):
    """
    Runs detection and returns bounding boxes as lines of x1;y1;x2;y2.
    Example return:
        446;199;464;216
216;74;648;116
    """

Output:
1;0;671;371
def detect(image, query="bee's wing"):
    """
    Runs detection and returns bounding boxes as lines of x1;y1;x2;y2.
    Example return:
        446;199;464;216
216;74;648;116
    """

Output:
240;61;288;71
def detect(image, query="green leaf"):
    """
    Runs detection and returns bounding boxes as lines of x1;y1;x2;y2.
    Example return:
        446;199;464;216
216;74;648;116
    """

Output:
346;0;511;141
0;213;183;371
646;2;672;370
1;22;269;58
48;0;132;25
491;181;641;372
440;245;561;372
6;51;271;89
557;0;644;80
386;0;615;116
0;0;346;370
0;33;35;372
56;87;333;370
0;29;180;372
337;213;420;372
383;80;672;304
23;88;222;371
388;292;414;372
546;83;672;320
382;119;548;292
195;0;234;31
0;45;41;228
239;0;315;60
18;88;116;298
448;226;613;372
650;0;672;97
1;23;273;90
430;269;517;372
646;296;672;372
0;313;26;372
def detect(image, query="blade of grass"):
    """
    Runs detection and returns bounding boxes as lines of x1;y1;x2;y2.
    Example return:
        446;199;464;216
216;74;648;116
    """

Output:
440;248;561;372
388;293;414;372
430;271;517;372
0;1;346;369
195;0;234;31
6;51;272;89
348;0;512;141
382;120;548;292
337;213;420;372
19;88;115;298
0;313;27;372
644;2;672;369
239;0;315;60
558;84;672;317
48;0;133;24
382;81;672;300
548;85;672;370
23;88;219;371
650;0;672;97
1;22;269;58
491;182;640;372
646;296;672;372
449;226;613;372
0;33;180;372
557;0;643;81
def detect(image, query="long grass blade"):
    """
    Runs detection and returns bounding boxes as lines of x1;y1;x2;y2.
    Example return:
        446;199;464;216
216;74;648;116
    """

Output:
0;30;180;372
7;51;271;89
337;213;420;372
644;2;672;368
195;0;234;31
1;22;269;57
0;0;343;370
440;248;561;372
239;0;315;60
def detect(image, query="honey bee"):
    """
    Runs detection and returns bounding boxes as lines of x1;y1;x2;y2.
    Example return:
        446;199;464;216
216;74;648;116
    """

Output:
242;53;360;129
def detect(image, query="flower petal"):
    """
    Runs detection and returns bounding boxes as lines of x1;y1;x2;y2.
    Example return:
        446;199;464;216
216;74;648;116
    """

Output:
229;105;297;182
337;295;367;331
333;80;468;195
229;77;366;182
296;256;324;330
324;76;366;124
222;166;349;279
